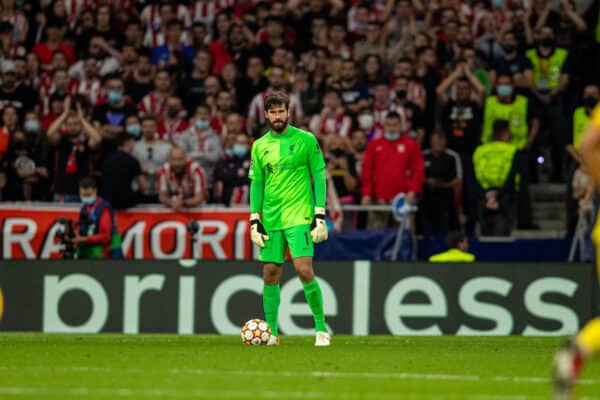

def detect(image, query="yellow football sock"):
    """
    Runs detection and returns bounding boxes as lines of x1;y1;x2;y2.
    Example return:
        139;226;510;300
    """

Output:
577;317;600;355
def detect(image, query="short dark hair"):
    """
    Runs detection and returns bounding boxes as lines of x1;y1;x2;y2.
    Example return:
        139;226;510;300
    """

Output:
166;18;182;29
79;176;97;189
116;132;135;147
385;111;401;120
492;120;510;140
102;72;123;85
447;231;467;249
141;114;157;123
264;91;289;112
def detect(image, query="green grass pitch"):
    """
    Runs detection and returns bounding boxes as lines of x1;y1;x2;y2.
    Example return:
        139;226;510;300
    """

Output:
1;334;600;399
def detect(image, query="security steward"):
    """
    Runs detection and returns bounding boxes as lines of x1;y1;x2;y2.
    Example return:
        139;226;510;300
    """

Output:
429;231;475;262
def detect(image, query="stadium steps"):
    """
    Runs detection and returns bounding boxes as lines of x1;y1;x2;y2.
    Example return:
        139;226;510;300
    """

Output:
513;183;567;238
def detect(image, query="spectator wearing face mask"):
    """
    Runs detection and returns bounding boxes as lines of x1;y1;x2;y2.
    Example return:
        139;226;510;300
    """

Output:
158;95;189;142
324;134;358;205
482;73;539;229
526;26;570;182
213;133;251;206
360;111;425;229
124;115;142;140
157;146;206;211
356;109;378;140
92;73;138;155
133;115;172;203
177;104;222;192
390;76;425;145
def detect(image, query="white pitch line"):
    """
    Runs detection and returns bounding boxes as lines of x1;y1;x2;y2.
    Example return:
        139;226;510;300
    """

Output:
1;365;599;386
0;387;547;400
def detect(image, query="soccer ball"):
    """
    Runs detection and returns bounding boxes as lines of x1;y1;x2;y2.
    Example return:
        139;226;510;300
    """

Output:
241;319;271;345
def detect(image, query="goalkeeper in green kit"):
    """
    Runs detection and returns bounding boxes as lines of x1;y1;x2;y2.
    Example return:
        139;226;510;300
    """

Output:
249;92;330;346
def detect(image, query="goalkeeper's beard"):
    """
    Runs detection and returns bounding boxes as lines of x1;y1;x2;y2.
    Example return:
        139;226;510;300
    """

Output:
269;119;288;133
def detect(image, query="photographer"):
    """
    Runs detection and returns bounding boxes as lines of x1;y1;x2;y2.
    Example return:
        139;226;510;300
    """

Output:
71;177;123;259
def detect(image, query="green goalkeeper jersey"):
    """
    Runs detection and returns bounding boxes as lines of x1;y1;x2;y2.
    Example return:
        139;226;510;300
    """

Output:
249;125;326;231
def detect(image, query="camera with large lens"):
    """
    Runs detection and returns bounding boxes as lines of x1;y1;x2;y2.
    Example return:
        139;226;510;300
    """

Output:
56;217;76;259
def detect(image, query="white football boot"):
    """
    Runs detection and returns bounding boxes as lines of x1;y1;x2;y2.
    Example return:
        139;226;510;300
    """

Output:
315;331;331;347
267;335;280;346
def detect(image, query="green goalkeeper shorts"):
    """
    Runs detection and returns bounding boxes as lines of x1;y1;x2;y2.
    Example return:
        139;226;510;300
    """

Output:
259;224;313;264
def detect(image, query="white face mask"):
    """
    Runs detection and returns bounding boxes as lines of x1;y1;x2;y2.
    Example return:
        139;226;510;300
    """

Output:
81;195;97;205
358;114;374;130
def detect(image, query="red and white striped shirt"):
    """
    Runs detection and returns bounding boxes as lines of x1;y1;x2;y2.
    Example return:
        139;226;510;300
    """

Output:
309;113;352;138
248;90;303;130
138;91;169;117
157;160;206;199
140;4;192;31
65;0;94;27
74;78;102;106
158;118;190;142
1;11;28;44
40;75;80;115
189;0;228;26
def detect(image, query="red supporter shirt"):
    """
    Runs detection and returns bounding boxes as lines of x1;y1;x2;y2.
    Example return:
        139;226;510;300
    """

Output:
157;160;206;199
208;39;231;75
33;43;76;67
361;135;425;202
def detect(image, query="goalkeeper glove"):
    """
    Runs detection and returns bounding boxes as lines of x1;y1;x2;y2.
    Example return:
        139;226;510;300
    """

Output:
250;213;269;248
310;207;328;243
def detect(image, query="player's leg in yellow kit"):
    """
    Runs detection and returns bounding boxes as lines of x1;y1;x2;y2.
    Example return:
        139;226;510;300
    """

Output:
576;221;600;354
552;219;600;399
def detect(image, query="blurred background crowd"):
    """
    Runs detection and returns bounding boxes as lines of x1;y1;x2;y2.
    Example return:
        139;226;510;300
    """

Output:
0;0;598;237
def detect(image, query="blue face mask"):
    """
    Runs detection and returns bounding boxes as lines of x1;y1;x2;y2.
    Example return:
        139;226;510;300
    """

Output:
232;144;247;157
107;91;123;104
24;119;40;133
492;0;505;7
356;22;367;30
384;131;400;141
81;195;97;205
195;119;209;130
497;85;513;98
126;123;141;137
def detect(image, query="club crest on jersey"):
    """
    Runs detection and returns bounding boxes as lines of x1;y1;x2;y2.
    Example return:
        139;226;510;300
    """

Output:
289;144;295;153
266;163;274;174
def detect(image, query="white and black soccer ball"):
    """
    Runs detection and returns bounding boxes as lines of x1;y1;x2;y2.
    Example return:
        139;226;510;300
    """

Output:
241;319;272;345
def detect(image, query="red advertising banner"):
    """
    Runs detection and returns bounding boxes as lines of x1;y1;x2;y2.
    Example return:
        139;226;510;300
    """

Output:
0;204;255;260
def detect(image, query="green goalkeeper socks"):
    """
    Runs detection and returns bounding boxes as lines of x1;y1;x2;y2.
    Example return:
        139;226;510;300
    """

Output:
302;278;327;333
263;284;280;336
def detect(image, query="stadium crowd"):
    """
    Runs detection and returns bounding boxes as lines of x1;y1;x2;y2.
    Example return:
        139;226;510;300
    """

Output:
0;0;598;236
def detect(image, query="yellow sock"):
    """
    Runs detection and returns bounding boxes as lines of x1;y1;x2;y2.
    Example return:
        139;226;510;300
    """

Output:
577;317;600;355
